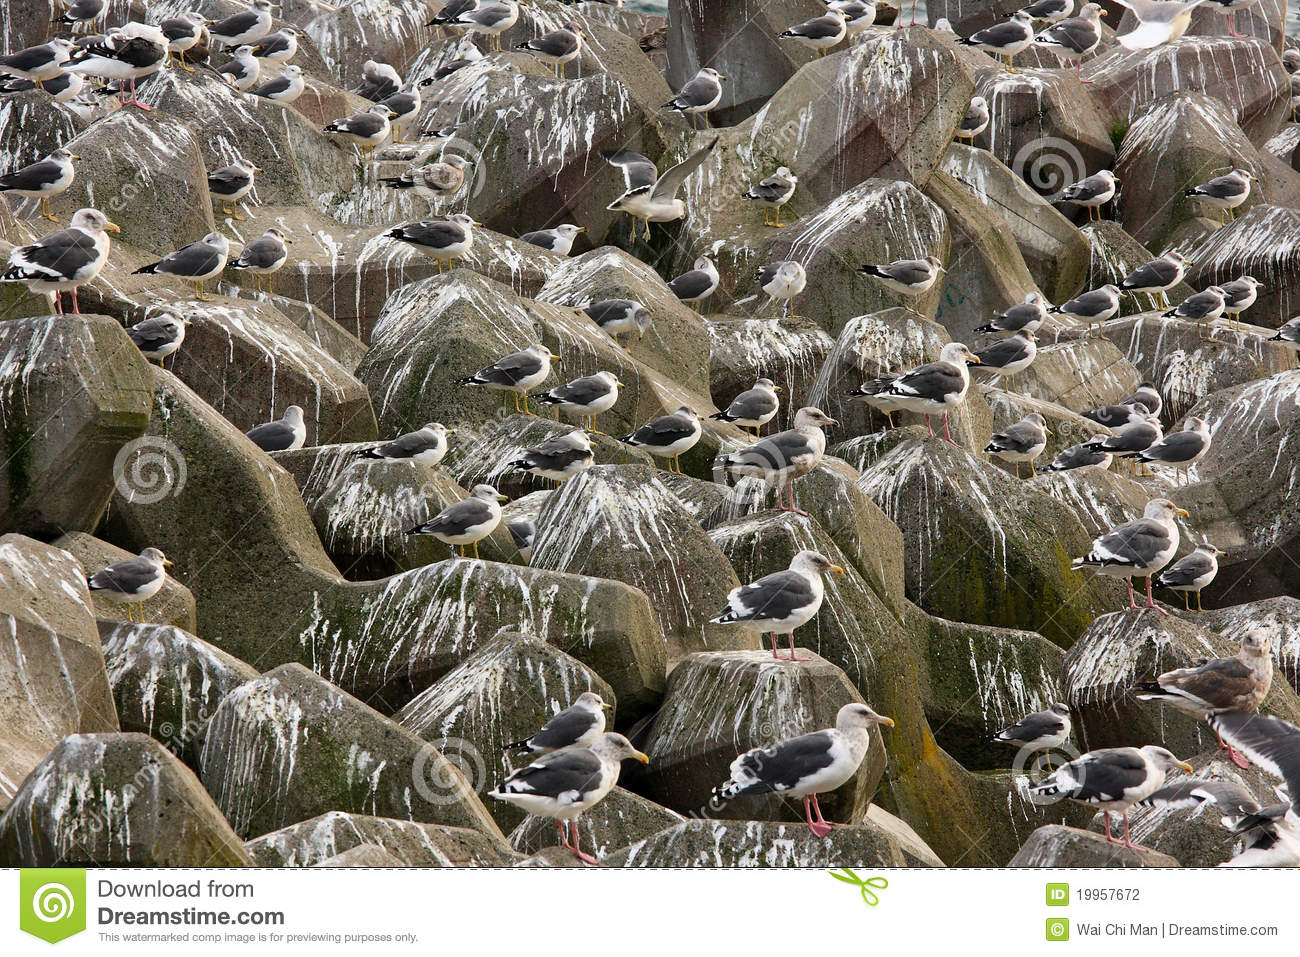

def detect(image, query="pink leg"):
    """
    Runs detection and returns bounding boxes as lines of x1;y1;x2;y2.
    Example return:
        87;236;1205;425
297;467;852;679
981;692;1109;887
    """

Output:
568;820;598;866
807;794;833;837
785;481;809;517
70;287;81;315
1227;11;1247;37
924;414;934;437
943;413;958;445
51;292;63;315
1217;731;1251;769
770;633;784;660
1103;813;1115;844
1125;578;1139;611
128;77;152;111
1144;576;1168;616
786;633;808;663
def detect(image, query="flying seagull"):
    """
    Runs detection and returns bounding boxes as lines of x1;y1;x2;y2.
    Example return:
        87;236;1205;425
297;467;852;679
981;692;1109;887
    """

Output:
602;137;718;241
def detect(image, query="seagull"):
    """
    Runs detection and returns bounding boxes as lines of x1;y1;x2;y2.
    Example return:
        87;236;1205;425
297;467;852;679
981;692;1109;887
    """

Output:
602;137;718;241
324;104;396;164
620;405;703;474
207;160;260;220
1059;170;1118;221
1184;168;1255;222
667;257;720;305
663;67;726;129
503;691;611;755
956;95;989;144
532;371;622;432
132;232;230;301
826;0;878;37
1113;0;1210;50
378;83;421;143
1120;251;1190;309
847;373;907;428
1037;438;1114;473
1154;542;1224;611
1020;0;1073;21
428;0;479;29
86;547;173;622
52;0;105;33
855;342;979;443
1267;317;1300;351
64;24;166;110
217;45;261;91
779;9;848;57
1072;497;1187;614
1208;712;1300;864
209;0;275;48
716;406;838;514
1124;382;1163;418
859;255;945;317
1030;746;1193;847
1083;411;1162;475
743;166;798;227
990;702;1072;770
1033;2;1102;79
712;703;893;835
710;550;845;661
510;430;595;483
251;29;300;66
0;39;76;87
517;23;583;78
0;147;78;222
972;329;1038;393
977;292;1048;334
1221;802;1300;867
519;224;587;256
583;299;652;341
457;343;559;415
355;59;401;101
1;207;118;314
1137;630;1273;768
507;517;535;562
958;11;1036;72
709;378;782;436
1049;283;1120;339
385;213;480;273
126;313;191;366
1163;286;1227;342
245;405;306;452
230;227;291;293
1218;276;1262;331
454;1;521;53
489;732;648;865
357;422;452;467
0;71;83;101
159;12;205;72
379;156;473;211
756;260;807;318
1136;416;1211;484
250;64;306;104
407;483;508;558
984;412;1050;478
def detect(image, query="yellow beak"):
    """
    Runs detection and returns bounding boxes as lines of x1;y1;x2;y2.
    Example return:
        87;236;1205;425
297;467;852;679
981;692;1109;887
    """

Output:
551;354;562;362
632;750;650;764
1176;508;1190;517
879;716;895;728
163;559;175;567
831;565;844;574
105;221;121;233
1179;762;1194;772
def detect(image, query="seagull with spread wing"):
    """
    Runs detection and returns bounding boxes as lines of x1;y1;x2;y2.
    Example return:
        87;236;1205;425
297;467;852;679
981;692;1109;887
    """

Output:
602;137;718;241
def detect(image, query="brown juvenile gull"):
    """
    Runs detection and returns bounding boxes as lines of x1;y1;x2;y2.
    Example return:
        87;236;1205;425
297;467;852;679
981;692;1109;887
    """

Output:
859;255;945;317
457;343;559;415
380;156;472;210
717;406;837;514
1030;745;1193;847
0;147;78;222
1137;630;1272;768
984;412;1050;478
743;166;798;226
709;377;781;436
978;291;1047;334
990;702;1072;770
1154;542;1223;611
620;405;703;474
856;342;979;443
503;691;611;755
1058;169;1118;221
712;703;893;835
246;405;306;452
1072;497;1186;613
603;138;718;240
126;314;191;366
710;550;845;662
87;547;173;622
1184;168;1255;222
2;208;118;314
509;430;594;483
956;96;989;144
533;371;622;432
1136;415;1211;484
407;483;508;558
1119;250;1190;309
489;732;648;865
356;422;452;467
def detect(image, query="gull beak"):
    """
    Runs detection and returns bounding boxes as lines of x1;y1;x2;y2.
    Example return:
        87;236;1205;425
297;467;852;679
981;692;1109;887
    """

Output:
969;355;981;364
577;226;588;233
879;716;895;728
497;493;509;502
445;428;456;435
163;559;175;567
105;221;121;233
473;220;484;227
283;237;294;244
1045;427;1053;436
615;380;626;388
1179;762;1194;773
1176;507;1190;517
70;154;82;161
773;385;783;392
254;167;264;173
831;565;844;575
632;750;650;764
550;354;562;362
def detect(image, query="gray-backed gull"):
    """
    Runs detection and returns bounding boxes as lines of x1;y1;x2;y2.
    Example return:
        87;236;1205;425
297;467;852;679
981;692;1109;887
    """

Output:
132;232;229;301
87;547;173;622
711;550;845;661
358;423;452;467
127;313;191;366
504;691;611;755
408;483;507;558
510;430;595;482
385;213;479;272
743;166;798;227
533;371;622;432
984;412;1049;477
230;228;290;292
1072;497;1186;613
716;406;836;513
0;147;77;222
621;405;703;474
458;343;558;415
1;207;117;314
709;378;781;436
1154;543;1223;611
246;405;306;452
603;138;717;240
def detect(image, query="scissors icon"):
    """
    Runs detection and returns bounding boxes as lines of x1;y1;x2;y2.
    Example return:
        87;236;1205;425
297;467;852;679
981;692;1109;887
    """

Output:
828;869;889;906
